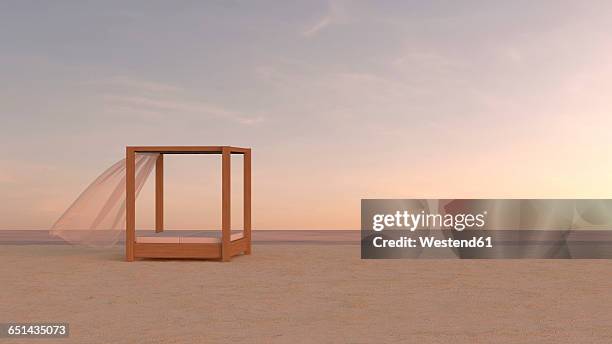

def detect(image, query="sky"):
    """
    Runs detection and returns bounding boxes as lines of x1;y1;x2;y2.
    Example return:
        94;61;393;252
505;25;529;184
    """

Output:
1;1;612;230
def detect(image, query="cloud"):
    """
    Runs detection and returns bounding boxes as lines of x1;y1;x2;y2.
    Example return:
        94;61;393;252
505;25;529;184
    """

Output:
301;0;349;37
104;94;263;125
94;76;183;94
392;51;462;71
302;15;333;37
91;76;264;125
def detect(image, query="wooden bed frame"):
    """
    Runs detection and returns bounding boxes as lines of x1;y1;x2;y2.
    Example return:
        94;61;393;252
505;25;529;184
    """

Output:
125;146;251;262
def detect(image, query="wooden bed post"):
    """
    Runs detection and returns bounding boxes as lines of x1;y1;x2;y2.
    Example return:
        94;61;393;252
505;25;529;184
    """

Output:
126;147;136;262
244;149;252;255
155;154;164;233
221;147;231;261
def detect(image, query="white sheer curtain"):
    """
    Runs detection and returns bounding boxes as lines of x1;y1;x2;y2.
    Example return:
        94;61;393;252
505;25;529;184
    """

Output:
50;153;159;247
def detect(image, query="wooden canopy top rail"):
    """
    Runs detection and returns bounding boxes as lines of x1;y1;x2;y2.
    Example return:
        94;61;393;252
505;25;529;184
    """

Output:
128;146;250;154
125;145;252;262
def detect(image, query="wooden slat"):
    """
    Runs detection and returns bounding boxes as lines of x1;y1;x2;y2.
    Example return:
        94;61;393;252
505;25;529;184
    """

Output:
229;237;248;256
130;146;222;153
221;147;231;261
128;146;248;154
125;147;136;261
228;146;249;154
155;154;164;233
134;243;221;259
137;237;179;244
244;149;252;255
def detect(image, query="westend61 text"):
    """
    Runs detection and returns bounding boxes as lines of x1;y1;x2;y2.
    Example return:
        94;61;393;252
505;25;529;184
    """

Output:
372;236;493;248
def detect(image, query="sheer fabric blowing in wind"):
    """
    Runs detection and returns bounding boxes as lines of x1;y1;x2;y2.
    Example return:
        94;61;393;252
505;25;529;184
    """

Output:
50;153;159;247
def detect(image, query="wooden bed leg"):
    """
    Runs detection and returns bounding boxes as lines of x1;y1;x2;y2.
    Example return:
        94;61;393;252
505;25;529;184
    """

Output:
155;154;164;233
126;147;136;262
221;147;231;262
244;149;252;255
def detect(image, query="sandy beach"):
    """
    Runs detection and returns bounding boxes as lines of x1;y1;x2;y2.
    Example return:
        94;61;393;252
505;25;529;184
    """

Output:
1;244;612;343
